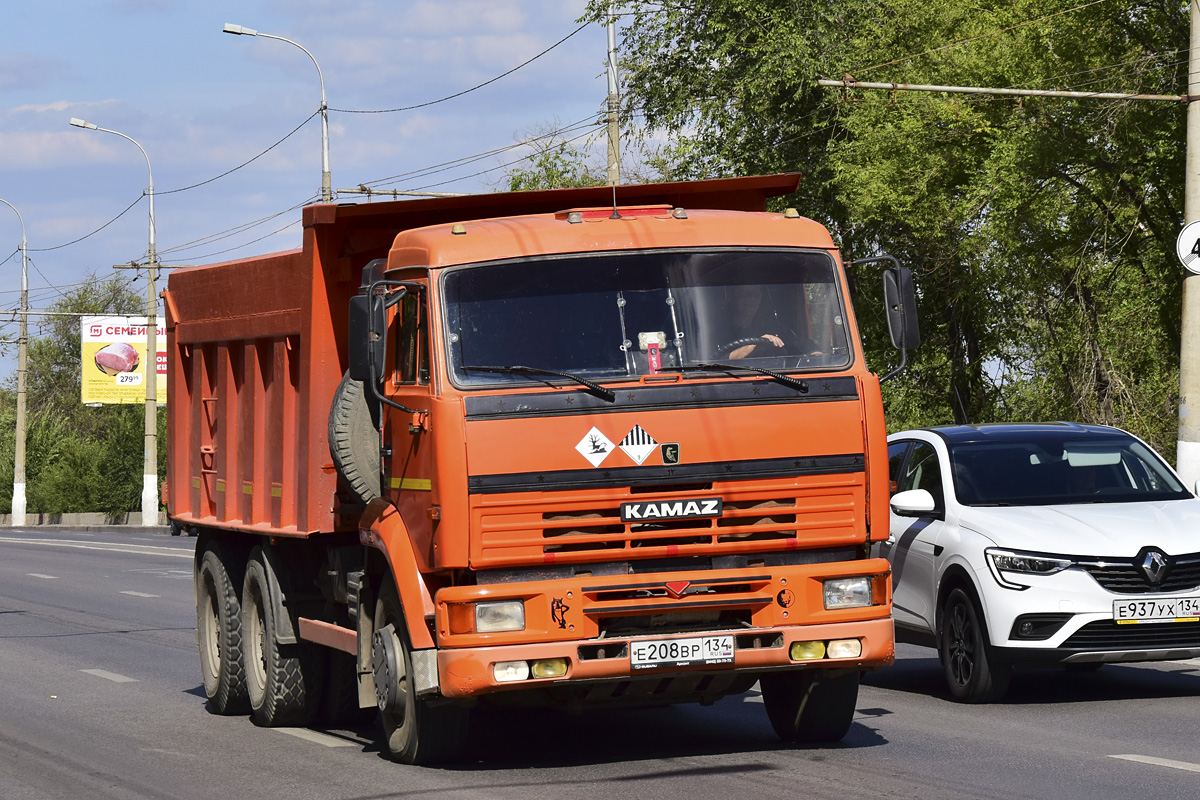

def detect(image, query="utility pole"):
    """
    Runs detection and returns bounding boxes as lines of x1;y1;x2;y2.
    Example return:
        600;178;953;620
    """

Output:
71;117;167;527
606;6;621;185
0;198;28;527
1177;0;1200;486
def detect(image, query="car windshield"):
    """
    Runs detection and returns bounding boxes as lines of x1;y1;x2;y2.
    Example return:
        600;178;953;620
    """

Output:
442;248;852;387
948;434;1190;506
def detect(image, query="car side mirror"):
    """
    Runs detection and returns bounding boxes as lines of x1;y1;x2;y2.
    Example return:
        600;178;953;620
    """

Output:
890;488;936;517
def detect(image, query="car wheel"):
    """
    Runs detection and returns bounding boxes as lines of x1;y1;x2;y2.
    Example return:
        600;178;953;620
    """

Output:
940;587;1010;703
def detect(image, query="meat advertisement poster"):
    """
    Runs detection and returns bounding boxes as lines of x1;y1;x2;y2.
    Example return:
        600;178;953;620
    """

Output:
81;316;167;405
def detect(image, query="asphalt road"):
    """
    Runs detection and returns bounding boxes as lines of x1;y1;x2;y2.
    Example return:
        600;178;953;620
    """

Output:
1;528;1198;799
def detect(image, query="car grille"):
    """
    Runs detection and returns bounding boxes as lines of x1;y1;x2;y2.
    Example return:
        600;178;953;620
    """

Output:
1062;620;1200;650
1079;552;1200;594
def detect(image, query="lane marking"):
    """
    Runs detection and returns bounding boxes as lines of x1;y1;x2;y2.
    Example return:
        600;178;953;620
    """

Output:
27;573;58;580
120;591;160;598
81;669;139;683
0;536;191;559
1109;755;1200;773
274;728;357;748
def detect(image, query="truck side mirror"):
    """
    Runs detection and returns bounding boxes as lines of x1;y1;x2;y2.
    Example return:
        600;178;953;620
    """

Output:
883;267;920;351
348;293;387;383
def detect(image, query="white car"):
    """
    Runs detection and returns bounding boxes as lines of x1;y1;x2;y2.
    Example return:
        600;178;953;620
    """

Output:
883;422;1200;702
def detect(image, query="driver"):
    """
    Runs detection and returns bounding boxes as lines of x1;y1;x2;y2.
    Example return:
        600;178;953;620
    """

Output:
723;285;821;359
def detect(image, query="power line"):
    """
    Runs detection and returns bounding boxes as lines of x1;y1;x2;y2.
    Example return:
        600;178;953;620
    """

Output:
157;199;313;258
409;125;602;192
851;0;1118;77
331;23;590;114
358;116;601;190
28;194;143;253
156;111;321;195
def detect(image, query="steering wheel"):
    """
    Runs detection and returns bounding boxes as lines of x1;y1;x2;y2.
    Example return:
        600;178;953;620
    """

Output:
716;336;772;355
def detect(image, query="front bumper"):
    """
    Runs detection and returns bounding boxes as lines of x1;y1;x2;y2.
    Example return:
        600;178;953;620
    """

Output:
431;558;894;698
437;616;895;697
978;564;1200;664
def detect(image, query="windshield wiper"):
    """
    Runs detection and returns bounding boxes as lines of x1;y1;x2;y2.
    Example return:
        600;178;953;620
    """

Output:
660;363;809;393
462;365;616;402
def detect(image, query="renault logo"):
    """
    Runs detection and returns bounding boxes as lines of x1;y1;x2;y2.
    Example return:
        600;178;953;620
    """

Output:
1139;550;1169;586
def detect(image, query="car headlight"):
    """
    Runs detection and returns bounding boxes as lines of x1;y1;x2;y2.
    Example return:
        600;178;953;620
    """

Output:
986;548;1074;590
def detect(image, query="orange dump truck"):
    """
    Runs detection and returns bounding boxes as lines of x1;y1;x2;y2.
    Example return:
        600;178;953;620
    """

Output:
166;174;918;764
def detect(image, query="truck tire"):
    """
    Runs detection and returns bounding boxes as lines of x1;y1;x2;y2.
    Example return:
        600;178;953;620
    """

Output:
760;668;859;743
242;548;324;726
195;544;250;715
319;649;376;727
328;372;381;504
374;581;468;764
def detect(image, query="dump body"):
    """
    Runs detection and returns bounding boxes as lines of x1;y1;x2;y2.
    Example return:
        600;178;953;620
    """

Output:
172;175;903;762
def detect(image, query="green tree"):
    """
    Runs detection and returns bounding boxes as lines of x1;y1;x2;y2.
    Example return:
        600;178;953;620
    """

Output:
586;0;1186;454
0;271;165;517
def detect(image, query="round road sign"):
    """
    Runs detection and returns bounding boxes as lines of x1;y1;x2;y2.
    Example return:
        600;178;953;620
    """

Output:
1177;221;1200;274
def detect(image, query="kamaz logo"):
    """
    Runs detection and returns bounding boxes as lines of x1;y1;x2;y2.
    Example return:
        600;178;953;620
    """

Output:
620;498;722;522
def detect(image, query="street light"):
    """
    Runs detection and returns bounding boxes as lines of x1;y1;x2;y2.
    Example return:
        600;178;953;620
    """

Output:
0;197;29;527
224;23;332;203
69;117;160;528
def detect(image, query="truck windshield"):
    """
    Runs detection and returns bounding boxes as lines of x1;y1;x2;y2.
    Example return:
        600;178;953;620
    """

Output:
442;248;851;387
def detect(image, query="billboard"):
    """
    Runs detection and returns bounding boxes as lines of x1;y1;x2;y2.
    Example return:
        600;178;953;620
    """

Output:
81;315;167;405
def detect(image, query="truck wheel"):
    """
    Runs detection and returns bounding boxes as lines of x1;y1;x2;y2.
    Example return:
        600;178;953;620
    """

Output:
319;649;376;727
760;669;859;743
373;581;467;764
328;372;381;504
195;544;249;715
242;548;324;726
940;587;1011;703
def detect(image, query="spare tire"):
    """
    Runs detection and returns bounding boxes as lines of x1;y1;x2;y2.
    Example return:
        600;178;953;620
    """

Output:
328;372;381;504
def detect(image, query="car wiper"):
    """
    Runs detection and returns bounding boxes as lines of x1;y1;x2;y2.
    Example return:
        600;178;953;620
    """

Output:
659;363;809;393
461;365;616;402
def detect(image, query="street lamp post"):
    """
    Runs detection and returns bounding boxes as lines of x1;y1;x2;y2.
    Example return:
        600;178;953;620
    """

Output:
69;117;160;527
223;23;332;203
0;198;28;527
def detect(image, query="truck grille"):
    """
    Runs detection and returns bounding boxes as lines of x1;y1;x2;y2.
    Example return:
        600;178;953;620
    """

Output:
471;479;864;568
1080;552;1200;594
1062;619;1200;650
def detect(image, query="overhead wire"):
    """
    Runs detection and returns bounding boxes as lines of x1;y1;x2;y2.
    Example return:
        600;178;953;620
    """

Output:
155;111;321;195
850;0;1118;77
331;22;590;114
28;194;144;253
357;115;602;190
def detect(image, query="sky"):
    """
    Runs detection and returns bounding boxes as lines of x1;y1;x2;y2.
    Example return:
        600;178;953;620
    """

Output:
0;0;607;371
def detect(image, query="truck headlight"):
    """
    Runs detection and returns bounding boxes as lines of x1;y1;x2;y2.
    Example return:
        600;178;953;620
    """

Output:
823;577;872;610
476;600;526;633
